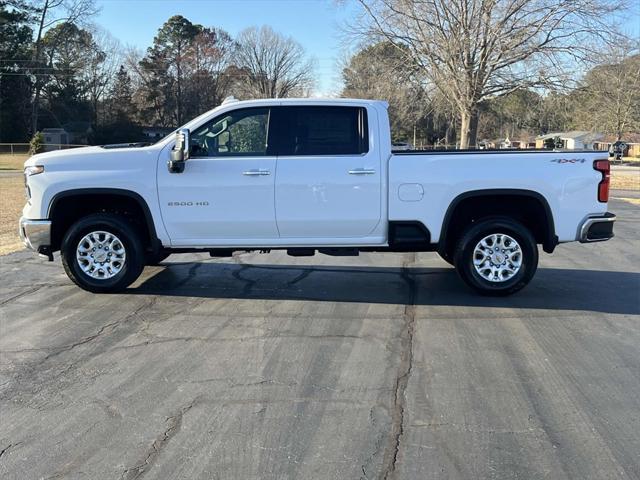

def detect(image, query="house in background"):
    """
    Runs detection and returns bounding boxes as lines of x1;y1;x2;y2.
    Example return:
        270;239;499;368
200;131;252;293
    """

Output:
510;136;537;149
486;136;536;149
41;122;92;150
593;133;640;158
535;131;604;150
61;121;93;145
41;128;69;151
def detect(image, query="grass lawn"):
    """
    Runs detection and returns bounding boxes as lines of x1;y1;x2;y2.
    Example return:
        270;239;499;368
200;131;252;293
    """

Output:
611;169;640;190
0;154;29;171
0;176;25;255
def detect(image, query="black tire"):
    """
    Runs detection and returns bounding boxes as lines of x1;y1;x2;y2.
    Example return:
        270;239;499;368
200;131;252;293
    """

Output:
453;217;538;296
61;213;145;293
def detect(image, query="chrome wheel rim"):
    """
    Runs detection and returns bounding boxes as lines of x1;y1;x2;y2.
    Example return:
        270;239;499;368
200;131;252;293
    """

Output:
473;233;522;283
76;231;126;280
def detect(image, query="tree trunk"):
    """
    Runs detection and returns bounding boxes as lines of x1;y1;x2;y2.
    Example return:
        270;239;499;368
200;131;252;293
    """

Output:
31;0;50;136
459;107;479;149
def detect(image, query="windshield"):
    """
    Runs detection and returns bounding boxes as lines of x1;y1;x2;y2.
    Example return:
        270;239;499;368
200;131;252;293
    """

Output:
154;106;226;146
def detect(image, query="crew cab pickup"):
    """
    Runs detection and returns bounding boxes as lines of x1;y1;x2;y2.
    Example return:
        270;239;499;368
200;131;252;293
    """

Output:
20;98;616;295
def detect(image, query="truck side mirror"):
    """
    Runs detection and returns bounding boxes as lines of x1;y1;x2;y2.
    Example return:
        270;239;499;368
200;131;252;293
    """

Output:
168;128;190;173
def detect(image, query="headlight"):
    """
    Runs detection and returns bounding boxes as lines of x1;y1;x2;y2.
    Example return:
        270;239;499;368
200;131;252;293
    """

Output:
24;165;44;176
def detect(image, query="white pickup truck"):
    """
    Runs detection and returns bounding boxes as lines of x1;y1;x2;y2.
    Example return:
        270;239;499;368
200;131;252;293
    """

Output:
20;98;616;295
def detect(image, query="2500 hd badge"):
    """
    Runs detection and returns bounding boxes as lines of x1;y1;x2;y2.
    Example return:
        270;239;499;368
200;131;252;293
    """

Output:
167;201;210;207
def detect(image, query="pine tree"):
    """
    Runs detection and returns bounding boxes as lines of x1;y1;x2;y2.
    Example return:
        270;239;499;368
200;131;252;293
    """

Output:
109;65;135;123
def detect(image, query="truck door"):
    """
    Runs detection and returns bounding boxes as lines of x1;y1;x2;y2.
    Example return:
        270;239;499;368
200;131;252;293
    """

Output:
272;106;381;239
157;107;279;245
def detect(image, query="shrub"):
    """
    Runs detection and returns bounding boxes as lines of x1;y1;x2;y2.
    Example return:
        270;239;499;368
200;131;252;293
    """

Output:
29;132;45;155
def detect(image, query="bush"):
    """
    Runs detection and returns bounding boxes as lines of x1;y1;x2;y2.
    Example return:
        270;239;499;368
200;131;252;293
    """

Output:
543;136;563;150
29;132;45;155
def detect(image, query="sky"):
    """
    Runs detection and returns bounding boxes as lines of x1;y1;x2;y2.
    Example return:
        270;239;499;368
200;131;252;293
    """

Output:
94;0;640;97
95;0;360;96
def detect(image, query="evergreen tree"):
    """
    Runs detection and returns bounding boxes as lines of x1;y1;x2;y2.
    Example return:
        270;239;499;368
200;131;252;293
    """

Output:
109;65;135;122
138;15;201;126
0;1;34;141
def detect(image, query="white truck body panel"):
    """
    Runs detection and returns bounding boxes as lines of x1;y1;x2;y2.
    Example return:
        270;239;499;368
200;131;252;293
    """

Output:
22;97;610;250
388;152;605;242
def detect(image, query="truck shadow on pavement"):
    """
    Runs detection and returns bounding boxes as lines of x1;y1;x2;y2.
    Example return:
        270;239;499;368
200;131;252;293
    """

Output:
131;262;640;315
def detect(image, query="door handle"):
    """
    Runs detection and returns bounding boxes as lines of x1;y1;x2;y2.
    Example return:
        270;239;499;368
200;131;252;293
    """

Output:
243;169;271;176
348;168;376;175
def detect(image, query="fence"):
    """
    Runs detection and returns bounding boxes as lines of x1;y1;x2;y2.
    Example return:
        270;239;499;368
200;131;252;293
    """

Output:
0;143;86;155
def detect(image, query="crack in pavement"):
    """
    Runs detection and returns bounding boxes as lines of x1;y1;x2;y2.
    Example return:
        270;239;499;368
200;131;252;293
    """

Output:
360;405;389;479
120;398;200;480
173;262;205;288
0;297;161;405
0;285;46;306
379;253;417;480
37;299;154;364
231;264;259;295
0;442;22;460
109;331;395;353
286;268;313;286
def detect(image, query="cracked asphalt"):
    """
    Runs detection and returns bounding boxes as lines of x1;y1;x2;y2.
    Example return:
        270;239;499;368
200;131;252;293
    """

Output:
1;198;639;480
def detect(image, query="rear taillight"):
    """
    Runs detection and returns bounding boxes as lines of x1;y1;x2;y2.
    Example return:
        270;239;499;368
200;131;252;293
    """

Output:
594;159;610;203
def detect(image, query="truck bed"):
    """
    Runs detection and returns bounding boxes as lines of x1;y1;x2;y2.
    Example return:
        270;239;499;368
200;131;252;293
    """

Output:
392;149;600;155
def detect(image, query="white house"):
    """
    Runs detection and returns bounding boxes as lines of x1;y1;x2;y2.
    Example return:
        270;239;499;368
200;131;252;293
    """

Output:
41;128;70;151
536;131;604;150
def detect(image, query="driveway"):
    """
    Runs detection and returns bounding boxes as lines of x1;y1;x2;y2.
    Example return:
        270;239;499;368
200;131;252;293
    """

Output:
1;199;638;479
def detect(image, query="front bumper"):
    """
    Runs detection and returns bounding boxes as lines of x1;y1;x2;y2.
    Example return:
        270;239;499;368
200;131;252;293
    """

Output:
19;217;52;258
579;212;616;243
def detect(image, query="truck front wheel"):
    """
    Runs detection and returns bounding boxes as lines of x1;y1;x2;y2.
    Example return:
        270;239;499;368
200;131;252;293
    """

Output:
61;213;145;293
453;217;538;296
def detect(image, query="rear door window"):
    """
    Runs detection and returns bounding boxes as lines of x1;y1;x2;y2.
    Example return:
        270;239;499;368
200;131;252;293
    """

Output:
275;106;368;156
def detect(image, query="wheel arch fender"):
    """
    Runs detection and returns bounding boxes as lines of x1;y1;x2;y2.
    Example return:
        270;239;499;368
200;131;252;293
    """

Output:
48;188;162;253
439;188;557;255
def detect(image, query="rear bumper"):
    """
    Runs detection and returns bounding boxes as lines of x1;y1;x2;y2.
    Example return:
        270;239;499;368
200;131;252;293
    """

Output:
19;217;52;258
578;212;616;243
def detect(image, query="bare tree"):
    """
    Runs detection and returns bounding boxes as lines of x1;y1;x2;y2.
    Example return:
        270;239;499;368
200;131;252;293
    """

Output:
342;42;434;144
572;42;640;140
184;27;237;113
84;27;123;126
25;0;98;133
235;26;313;99
351;0;628;148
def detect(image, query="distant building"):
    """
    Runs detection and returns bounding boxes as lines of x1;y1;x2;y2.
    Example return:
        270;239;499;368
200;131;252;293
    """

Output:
593;133;640;158
62;121;92;144
535;131;604;150
510;137;536;149
486;136;536;149
41;128;69;151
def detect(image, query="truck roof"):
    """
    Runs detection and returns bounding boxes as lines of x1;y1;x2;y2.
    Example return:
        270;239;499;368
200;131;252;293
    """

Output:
217;97;389;109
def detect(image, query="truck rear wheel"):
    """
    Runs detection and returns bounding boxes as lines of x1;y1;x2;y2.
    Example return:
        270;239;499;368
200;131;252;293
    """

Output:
453;217;538;296
61;213;145;293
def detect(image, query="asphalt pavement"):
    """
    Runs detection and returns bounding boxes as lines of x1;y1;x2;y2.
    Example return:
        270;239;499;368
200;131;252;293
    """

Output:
0;199;638;479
